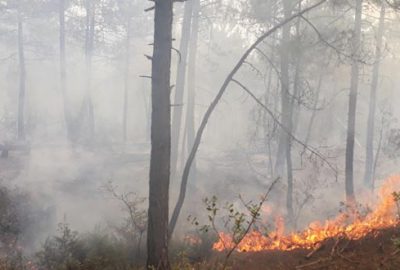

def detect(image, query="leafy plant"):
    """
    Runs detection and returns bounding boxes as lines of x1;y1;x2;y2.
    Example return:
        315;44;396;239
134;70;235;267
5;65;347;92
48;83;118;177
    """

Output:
36;222;133;270
36;222;84;270
190;178;279;269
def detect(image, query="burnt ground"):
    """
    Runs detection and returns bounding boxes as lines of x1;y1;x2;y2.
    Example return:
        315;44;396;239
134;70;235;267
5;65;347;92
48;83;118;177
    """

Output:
212;227;400;270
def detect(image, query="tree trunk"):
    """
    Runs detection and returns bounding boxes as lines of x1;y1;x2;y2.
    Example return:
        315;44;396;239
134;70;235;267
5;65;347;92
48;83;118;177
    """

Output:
286;52;303;227
146;0;173;269
364;1;385;190
345;0;363;204
17;3;26;141
264;64;275;177
274;0;292;178
59;0;72;141
170;0;194;179
278;0;294;223
185;0;200;186
123;20;131;142
303;72;323;148
84;0;95;139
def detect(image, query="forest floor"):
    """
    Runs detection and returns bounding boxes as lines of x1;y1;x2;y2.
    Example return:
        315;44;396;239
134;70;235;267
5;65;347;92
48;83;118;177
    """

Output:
213;227;400;270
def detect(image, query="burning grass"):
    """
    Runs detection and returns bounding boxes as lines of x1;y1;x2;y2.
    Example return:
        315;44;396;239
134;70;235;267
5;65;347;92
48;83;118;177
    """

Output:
213;175;400;253
228;226;400;270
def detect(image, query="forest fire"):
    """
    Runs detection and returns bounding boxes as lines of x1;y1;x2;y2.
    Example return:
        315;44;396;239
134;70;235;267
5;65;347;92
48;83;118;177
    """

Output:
213;175;400;252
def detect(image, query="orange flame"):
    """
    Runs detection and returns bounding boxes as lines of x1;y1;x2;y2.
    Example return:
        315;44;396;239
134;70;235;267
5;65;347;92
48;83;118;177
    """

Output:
213;175;400;252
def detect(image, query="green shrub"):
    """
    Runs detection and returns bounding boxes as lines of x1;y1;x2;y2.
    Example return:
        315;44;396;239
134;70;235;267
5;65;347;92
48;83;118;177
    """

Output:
36;223;134;270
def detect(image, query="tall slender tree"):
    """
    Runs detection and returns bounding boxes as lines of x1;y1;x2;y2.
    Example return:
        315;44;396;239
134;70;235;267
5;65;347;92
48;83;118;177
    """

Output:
146;0;173;268
185;0;200;184
17;0;26;141
171;0;194;179
345;0;363;204
364;1;385;189
83;0;95;139
123;18;131;142
278;0;295;223
59;0;72;141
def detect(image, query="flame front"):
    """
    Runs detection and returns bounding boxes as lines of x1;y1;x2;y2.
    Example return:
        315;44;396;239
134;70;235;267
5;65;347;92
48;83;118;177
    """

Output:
213;175;400;252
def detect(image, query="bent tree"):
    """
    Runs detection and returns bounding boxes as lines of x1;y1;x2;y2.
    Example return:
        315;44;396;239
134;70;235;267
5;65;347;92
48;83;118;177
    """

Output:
169;0;328;238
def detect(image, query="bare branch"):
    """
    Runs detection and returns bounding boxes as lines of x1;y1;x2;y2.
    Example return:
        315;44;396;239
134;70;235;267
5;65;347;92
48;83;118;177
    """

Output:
299;15;371;65
144;6;155;12
231;79;338;175
172;47;182;63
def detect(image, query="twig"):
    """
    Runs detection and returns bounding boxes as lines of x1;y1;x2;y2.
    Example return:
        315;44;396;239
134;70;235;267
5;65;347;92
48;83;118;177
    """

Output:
306;242;324;259
381;249;400;264
338;239;351;253
337;252;360;264
295;259;324;269
172;47;182;63
144;6;155;12
221;178;280;270
300;15;371;65
330;236;343;256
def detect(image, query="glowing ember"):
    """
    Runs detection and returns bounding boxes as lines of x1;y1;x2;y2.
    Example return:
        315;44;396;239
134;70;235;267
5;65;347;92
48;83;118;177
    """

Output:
213;175;400;252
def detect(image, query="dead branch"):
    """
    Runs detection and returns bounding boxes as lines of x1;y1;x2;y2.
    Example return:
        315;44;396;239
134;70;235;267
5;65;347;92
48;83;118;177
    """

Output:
144;6;155;12
231;79;337;175
300;15;371;65
172;47;182;63
381;249;400;264
337;252;360;264
306;242;324;259
330;236;343;256
295;258;325;269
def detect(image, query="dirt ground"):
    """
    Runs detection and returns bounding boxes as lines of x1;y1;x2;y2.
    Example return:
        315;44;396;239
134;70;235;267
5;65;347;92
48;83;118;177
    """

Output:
216;227;400;270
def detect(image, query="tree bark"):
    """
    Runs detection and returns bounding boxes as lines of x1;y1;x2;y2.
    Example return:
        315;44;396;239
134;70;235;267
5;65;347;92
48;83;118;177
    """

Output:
171;0;194;179
364;1;385;189
345;0;363;204
146;0;173;269
17;2;26;141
